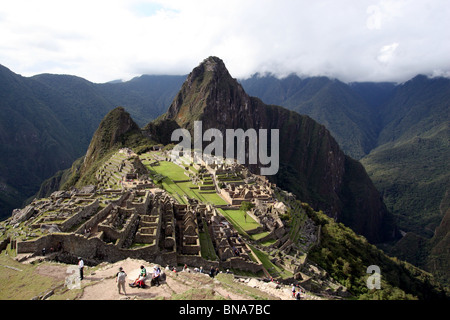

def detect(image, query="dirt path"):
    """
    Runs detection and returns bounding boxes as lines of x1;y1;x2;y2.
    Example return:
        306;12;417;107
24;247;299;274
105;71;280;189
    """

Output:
31;258;295;300
77;258;172;300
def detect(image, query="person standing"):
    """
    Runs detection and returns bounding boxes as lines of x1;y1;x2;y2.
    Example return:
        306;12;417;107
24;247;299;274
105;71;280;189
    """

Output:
78;257;84;280
116;267;127;295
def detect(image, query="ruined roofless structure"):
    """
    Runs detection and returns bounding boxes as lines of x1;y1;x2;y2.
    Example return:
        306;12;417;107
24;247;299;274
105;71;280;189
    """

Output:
6;149;266;273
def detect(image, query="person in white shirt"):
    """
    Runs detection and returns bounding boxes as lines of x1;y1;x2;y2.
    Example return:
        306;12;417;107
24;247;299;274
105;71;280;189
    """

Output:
78;257;84;280
152;266;161;286
116;267;127;295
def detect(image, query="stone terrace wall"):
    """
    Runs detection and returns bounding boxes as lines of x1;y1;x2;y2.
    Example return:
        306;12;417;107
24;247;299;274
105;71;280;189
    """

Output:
75;203;113;234
16;233;177;266
59;199;99;232
97;208;139;247
221;257;264;273
126;190;151;214
177;254;219;270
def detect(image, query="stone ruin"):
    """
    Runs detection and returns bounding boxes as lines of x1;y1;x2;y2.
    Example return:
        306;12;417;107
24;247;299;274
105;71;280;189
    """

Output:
3;149;320;278
209;214;252;262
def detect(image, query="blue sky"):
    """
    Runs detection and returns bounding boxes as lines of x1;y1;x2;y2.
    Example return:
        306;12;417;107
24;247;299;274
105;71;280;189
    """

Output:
0;0;449;83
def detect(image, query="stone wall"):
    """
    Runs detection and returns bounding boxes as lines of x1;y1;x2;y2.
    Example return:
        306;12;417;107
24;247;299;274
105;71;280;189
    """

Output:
134;227;158;244
16;233;176;265
59;199;99;232
97;208;139;247
220;189;243;205
177;254;219;270
0;238;9;252
220;257;264;273
75;203;113;234
182;237;200;255
126;190;151;214
175;251;262;274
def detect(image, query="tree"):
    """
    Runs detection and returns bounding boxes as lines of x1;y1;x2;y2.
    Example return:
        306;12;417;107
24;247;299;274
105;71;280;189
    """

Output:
240;201;255;222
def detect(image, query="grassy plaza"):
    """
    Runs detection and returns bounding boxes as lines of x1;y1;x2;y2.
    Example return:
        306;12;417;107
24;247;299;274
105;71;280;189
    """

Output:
141;156;269;242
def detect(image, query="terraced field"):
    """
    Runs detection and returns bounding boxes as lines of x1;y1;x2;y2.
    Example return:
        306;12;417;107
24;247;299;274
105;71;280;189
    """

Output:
140;155;270;247
142;159;228;206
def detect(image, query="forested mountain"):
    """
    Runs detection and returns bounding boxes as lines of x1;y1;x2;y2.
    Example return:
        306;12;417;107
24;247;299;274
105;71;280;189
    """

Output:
240;72;449;237
241;75;384;159
146;57;398;243
0;64;184;220
241;73;450;286
1;58;448;287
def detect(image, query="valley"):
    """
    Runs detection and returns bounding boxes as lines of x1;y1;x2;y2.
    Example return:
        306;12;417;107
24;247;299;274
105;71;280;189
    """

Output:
0;56;448;299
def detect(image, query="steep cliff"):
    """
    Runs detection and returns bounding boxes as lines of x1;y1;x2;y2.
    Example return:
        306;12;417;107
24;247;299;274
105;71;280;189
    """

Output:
82;106;140;170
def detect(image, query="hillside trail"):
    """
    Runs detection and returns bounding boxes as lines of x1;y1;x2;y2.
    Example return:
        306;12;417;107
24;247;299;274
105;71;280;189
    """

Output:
33;257;314;300
46;258;280;300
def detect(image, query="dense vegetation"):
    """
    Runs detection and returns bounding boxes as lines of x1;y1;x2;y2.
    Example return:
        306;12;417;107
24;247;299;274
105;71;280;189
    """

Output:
0;65;184;219
1;58;448;293
302;203;448;300
241;73;450;288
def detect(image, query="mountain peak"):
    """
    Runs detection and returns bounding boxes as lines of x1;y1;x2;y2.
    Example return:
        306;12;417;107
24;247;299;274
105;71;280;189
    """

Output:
163;56;247;129
186;56;232;86
201;56;226;70
147;57;398;243
82;107;140;172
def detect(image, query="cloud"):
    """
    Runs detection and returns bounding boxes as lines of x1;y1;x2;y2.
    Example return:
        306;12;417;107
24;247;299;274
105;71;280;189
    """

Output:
0;0;449;83
366;0;406;30
377;42;399;64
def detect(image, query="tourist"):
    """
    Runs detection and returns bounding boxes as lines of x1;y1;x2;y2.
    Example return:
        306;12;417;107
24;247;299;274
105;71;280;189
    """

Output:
116;267;127;295
209;266;215;278
137;265;147;288
131;266;147;288
140;265;147;277
152;266;161;286
292;285;296;298
78;257;84;280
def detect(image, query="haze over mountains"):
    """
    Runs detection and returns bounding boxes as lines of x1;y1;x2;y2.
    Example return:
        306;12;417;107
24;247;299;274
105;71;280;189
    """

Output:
0;57;448;286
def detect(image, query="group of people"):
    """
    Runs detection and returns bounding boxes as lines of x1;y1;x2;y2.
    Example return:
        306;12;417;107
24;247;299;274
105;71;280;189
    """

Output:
176;264;232;277
78;259;307;299
41;242;63;256
292;284;304;300
182;264;227;278
115;264;162;295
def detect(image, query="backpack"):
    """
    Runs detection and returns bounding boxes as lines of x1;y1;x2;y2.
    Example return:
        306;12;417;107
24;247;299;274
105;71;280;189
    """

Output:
117;271;127;282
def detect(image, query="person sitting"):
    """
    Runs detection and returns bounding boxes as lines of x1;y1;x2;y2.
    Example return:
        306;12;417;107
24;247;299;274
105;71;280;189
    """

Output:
130;265;147;288
152;266;161;287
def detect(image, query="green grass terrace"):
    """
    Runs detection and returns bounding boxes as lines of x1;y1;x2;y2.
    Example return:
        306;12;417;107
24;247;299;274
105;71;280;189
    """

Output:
142;160;228;206
142;158;270;241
